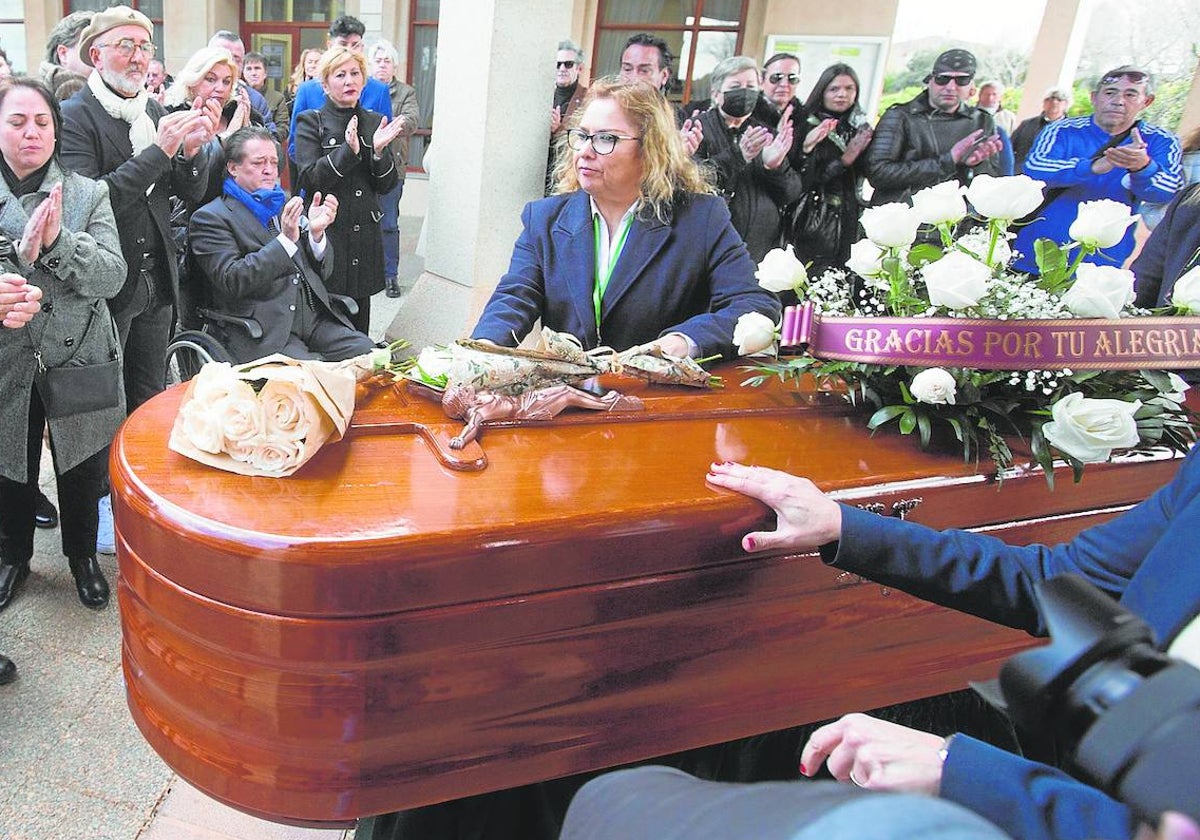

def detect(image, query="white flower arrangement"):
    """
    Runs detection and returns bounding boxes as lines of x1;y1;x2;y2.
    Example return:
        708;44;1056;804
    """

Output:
748;177;1197;481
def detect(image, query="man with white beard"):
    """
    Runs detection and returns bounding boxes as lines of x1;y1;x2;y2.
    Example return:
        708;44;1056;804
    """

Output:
60;5;218;554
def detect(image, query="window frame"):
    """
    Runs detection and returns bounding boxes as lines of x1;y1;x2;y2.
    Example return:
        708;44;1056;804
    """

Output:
592;0;749;103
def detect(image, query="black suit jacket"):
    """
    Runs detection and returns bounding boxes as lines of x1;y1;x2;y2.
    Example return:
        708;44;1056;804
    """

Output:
188;194;348;362
60;87;212;314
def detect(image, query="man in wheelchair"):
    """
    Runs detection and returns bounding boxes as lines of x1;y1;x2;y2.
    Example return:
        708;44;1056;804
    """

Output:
187;125;374;364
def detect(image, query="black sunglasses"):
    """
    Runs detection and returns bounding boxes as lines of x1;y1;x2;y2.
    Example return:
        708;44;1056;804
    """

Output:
767;72;800;85
932;73;973;86
556;60;577;69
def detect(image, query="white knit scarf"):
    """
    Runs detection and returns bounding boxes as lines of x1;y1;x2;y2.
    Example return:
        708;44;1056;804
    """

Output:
88;70;157;157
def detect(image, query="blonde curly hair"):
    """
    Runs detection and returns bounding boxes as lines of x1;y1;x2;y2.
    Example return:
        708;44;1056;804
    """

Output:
164;47;239;108
551;75;713;223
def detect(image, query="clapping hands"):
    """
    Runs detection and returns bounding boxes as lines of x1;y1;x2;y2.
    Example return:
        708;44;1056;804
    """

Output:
761;113;794;170
738;106;795;170
950;129;1002;166
803;116;837;154
1095;126;1151;174
280;196;304;242
18;183;62;264
372;115;406;157
306;192;338;241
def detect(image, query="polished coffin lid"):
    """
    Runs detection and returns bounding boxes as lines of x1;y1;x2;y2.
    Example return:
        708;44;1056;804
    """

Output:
111;368;1181;824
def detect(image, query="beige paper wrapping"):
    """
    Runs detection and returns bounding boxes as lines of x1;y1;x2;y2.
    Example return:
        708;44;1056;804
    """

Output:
168;354;357;478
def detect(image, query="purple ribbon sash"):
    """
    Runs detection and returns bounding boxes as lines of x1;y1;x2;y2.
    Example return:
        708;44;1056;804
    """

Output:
780;302;1200;370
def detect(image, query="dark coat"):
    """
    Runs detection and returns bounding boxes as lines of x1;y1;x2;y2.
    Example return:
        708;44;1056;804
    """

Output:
827;445;1200;840
294;101;398;299
188;194;353;362
694;108;804;261
471;190;780;359
789;108;868;276
1010;114;1054;173
0;163;127;481
60;86;213;316
1131;182;1200;308
865;91;999;206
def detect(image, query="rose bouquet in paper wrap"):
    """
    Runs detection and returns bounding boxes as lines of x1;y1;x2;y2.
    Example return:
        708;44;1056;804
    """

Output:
746;175;1198;483
169;349;397;477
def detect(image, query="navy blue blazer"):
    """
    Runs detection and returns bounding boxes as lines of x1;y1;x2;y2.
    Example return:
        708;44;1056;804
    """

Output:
1132;183;1200;308
823;447;1200;840
471;190;780;358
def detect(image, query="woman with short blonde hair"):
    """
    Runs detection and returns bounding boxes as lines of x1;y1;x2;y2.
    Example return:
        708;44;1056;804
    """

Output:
163;46;239;109
293;43;406;332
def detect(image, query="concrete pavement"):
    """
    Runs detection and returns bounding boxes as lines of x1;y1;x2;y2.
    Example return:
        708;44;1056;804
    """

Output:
0;215;426;840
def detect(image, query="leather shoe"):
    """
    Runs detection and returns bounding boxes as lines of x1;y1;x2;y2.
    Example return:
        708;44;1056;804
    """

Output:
0;562;30;611
0;653;15;685
68;557;109;609
384;275;402;298
35;491;58;529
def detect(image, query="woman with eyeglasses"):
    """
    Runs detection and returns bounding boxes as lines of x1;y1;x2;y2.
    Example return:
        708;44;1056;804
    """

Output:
294;45;405;334
693;55;804;262
784;63;874;278
0;79;127;613
472;75;779;359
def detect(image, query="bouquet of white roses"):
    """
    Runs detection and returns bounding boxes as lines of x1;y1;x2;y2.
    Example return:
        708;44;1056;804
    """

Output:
747;175;1198;483
168;349;398;477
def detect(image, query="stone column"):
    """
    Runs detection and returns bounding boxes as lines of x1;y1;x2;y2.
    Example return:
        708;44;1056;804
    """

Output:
386;0;572;349
1178;57;1200;138
1018;0;1092;121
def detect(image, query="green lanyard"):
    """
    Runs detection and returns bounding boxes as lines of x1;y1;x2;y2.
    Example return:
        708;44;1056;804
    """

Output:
592;213;634;333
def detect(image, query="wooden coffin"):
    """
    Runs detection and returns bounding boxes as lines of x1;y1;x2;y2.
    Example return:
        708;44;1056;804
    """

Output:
111;366;1181;827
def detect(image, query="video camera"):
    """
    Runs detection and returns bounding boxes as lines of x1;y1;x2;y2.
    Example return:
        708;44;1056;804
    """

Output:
998;575;1200;824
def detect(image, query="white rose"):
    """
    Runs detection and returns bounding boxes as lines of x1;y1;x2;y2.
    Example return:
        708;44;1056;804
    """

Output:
1062;263;1135;318
190;362;246;405
258;379;316;442
846;237;886;280
1042;392;1141;463
247;436;305;474
732;311;777;356
1170;266;1200;312
368;347;393;370
178;397;225;454
964;174;1046;220
756;245;807;293
218;392;266;449
921;250;990;310
909;368;957;405
860;203;921;248
1068;199;1138;249
911;181;966;225
415;346;454;380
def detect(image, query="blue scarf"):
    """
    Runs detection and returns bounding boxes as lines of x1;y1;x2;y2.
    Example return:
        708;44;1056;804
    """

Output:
223;177;287;229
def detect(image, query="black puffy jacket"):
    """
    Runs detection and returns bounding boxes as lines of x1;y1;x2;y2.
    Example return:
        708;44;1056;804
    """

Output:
865;91;999;206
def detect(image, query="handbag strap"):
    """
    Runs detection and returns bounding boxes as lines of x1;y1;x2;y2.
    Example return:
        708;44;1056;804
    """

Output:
28;297;104;374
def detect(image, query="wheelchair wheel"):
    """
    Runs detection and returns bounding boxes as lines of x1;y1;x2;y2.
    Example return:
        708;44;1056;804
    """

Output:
165;330;232;386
